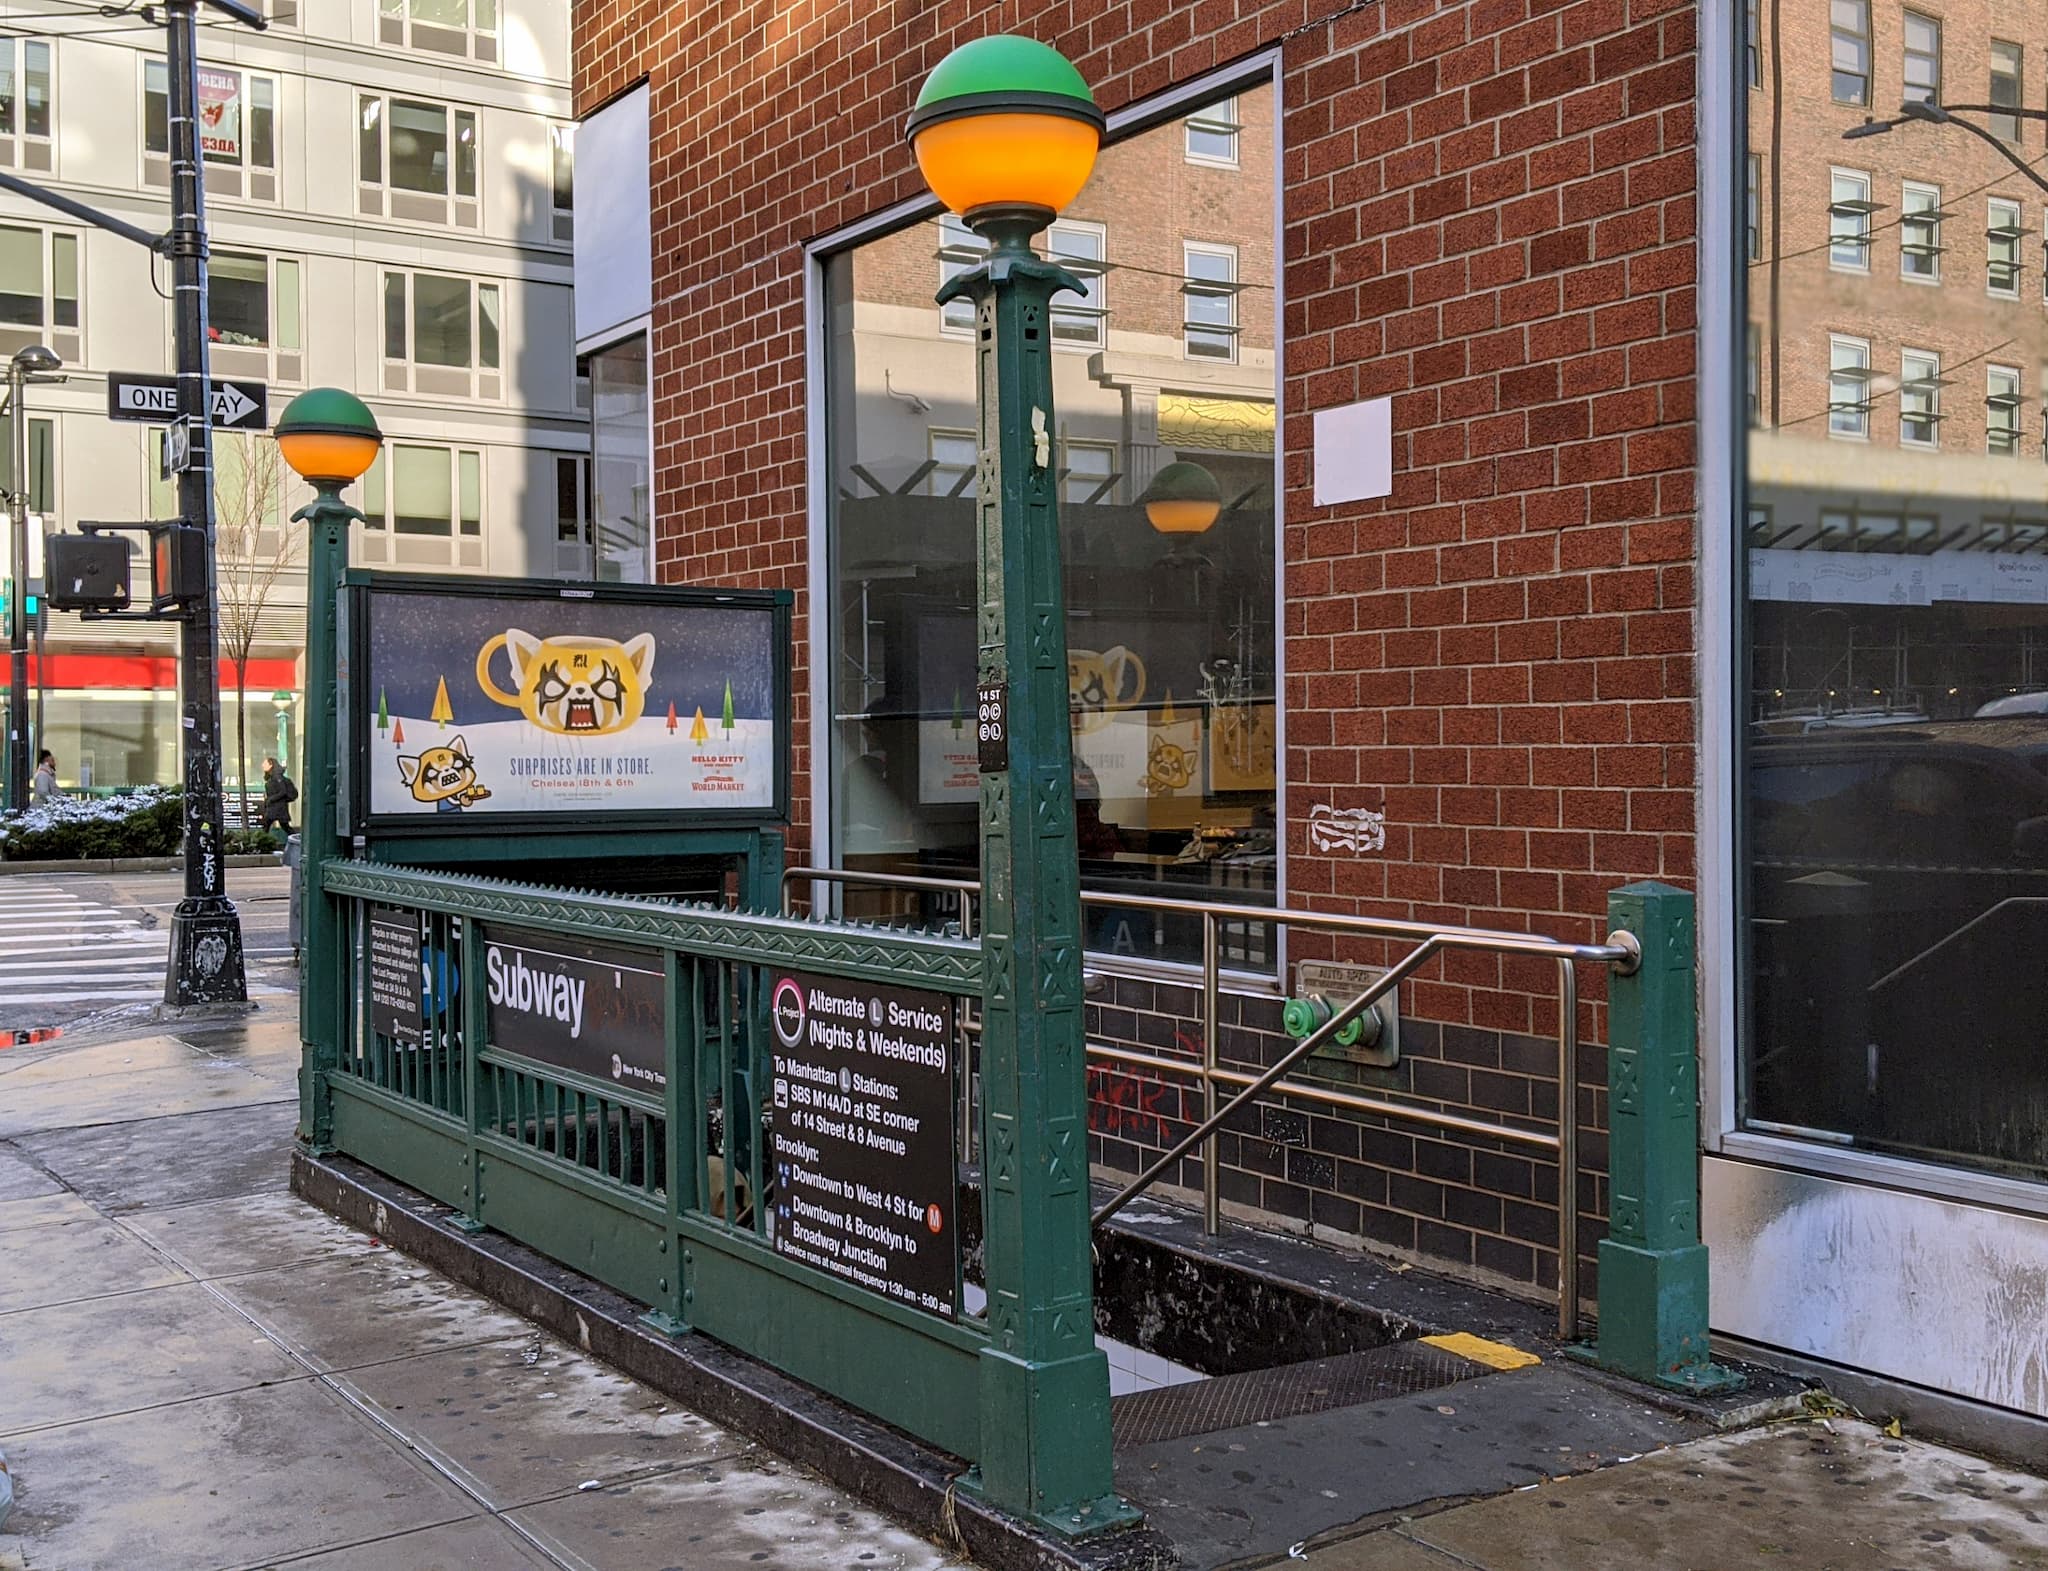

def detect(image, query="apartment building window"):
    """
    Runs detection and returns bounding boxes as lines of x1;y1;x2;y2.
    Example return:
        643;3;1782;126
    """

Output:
1828;170;1874;271
3;416;54;515
1828;336;1871;438
1746;322;1760;427
550;125;573;242
359;95;479;227
1988;366;2022;455
1185;97;1239;166
937;214;981;332
1183;241;1239;360
0;39;53;172
926;429;976;497
554;453;592;576
1830;0;1869;104
1048;220;1106;347
1902;12;1939;104
378;0;499;62
1746;0;1759;88
1900;182;1942;281
1900;350;1940;447
1988;199;2023;294
209;251;301;383
382;270;501;398
1992;42;2025;144
145;62;277;201
936;216;1105;345
1746;155;1761;261
1062;439;1117;506
357;442;484;568
0;226;77;361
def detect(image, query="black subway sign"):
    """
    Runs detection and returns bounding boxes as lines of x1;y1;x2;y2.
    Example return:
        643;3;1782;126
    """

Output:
768;969;959;1319
481;924;665;1094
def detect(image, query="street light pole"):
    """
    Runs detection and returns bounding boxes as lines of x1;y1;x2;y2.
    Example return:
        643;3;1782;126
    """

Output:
908;36;1136;1537
5;344;60;812
273;389;383;1148
162;0;247;1004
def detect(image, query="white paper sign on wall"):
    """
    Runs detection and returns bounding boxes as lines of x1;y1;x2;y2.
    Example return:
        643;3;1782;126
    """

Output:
1311;396;1393;505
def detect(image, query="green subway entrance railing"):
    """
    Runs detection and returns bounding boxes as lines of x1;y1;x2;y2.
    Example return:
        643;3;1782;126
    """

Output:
311;860;1000;1464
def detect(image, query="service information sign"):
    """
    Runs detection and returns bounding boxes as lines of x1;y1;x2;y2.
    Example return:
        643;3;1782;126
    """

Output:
768;970;959;1320
355;577;786;825
481;924;667;1096
367;905;423;1048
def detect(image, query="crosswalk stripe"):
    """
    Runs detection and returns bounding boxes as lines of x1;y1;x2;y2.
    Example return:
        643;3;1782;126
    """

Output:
0;986;292;1003
0;956;171;972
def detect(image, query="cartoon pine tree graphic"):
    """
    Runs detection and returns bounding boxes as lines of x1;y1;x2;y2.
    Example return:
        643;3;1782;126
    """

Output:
1161;690;1177;726
666;700;678;734
391;718;405;747
689;706;709;746
950;687;963;735
376;687;389;736
430;677;453;729
720;679;735;735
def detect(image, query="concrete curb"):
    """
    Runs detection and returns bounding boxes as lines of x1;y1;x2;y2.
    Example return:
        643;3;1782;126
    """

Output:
292;1147;1177;1571
0;854;280;875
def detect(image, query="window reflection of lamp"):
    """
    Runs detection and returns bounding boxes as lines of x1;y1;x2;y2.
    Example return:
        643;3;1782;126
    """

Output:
1139;459;1221;602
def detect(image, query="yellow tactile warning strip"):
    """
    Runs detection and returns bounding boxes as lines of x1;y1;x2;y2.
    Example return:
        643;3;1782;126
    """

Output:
1421;1332;1543;1371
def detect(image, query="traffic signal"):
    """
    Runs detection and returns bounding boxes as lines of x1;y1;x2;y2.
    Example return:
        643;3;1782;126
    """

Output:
45;534;132;612
149;523;206;609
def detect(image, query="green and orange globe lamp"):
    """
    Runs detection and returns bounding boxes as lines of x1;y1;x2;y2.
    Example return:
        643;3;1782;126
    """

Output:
907;33;1105;251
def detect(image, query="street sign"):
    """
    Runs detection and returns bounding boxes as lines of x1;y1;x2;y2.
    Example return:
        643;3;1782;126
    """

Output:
106;372;269;430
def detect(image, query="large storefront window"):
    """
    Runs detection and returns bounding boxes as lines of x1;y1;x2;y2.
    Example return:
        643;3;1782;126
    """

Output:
822;83;1277;966
1744;12;2048;1182
586;335;651;582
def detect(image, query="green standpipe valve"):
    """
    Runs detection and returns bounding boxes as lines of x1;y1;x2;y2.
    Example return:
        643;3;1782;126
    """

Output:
1282;995;1364;1048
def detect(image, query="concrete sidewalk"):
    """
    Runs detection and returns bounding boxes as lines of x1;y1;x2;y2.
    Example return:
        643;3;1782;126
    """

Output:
6;1014;2048;1570
0;1015;960;1571
1299;1417;2048;1570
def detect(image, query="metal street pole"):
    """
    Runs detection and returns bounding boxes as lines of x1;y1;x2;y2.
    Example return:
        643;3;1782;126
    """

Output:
7;360;28;810
162;0;247;1004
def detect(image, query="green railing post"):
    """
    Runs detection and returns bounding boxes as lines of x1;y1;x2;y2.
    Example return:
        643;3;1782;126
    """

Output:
1598;882;1741;1392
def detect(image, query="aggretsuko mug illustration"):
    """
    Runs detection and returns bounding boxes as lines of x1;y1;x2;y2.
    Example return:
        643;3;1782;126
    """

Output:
475;629;657;736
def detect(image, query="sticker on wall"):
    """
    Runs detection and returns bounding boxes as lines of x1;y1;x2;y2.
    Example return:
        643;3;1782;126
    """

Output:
1308;803;1385;855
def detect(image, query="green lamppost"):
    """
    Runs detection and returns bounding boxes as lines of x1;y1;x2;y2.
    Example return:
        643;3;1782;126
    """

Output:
275;387;383;1147
908;36;1135;1536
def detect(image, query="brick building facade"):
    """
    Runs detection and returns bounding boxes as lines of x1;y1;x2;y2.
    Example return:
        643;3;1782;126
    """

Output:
570;0;1702;1310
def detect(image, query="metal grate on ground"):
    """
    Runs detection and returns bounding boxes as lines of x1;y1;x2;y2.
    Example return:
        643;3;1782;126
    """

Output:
1111;1339;1488;1449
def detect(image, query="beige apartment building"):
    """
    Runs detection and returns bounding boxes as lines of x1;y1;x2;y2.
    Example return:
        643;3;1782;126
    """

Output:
0;0;609;792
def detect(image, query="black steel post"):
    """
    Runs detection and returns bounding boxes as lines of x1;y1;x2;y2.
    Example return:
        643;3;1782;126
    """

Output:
7;364;26;811
162;0;247;1004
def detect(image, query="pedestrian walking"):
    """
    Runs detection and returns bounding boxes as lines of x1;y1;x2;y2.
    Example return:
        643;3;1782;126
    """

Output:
30;751;58;806
260;755;298;836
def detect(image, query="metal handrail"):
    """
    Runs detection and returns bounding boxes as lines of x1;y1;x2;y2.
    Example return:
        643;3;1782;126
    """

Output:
782;864;1640;1339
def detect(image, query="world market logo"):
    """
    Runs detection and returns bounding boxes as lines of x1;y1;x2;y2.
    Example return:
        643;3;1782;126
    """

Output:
771;976;807;1049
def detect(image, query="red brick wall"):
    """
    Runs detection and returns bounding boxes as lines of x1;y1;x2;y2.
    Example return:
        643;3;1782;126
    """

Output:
575;0;1699;1013
574;0;1701;1291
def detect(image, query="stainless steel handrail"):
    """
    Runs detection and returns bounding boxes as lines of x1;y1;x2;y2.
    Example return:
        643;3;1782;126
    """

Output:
782;864;1640;1339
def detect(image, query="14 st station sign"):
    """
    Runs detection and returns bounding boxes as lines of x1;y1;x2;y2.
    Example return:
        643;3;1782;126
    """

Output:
106;371;269;430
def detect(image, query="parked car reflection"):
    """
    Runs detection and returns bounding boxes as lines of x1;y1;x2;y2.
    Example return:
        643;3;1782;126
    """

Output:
1749;717;2048;1177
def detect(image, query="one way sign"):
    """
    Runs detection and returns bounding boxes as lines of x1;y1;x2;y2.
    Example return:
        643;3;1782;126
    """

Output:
106;372;269;431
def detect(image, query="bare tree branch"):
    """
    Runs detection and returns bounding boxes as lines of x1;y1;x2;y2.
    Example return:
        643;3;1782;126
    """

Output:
212;433;300;804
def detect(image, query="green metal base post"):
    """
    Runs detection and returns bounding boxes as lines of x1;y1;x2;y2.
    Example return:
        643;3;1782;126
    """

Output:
941;218;1137;1538
296;485;360;1151
1597;882;1742;1394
